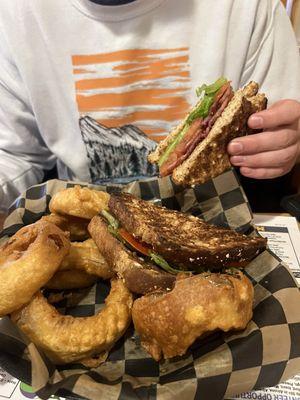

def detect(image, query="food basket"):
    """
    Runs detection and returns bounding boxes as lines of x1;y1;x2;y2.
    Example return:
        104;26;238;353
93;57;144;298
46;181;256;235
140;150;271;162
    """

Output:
0;169;299;400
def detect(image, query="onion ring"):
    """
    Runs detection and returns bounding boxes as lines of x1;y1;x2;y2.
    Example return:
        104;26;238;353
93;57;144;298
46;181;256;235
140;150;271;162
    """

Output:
45;270;98;290
132;271;253;360
40;213;89;241
11;279;133;365
49;186;110;219
60;239;114;280
0;221;70;316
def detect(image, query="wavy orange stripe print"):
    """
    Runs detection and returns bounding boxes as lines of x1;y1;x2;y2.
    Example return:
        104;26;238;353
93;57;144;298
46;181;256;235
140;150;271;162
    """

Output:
72;47;191;142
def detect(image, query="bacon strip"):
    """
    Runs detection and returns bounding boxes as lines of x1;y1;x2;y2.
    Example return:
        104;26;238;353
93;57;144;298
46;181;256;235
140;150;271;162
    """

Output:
202;82;233;134
160;83;234;177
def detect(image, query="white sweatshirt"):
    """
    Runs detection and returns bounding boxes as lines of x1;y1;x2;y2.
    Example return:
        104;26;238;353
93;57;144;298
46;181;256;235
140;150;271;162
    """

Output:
0;0;299;211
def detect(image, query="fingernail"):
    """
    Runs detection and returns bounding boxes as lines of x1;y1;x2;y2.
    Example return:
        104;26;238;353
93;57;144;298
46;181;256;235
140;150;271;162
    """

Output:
229;141;243;154
249;116;263;129
231;156;244;165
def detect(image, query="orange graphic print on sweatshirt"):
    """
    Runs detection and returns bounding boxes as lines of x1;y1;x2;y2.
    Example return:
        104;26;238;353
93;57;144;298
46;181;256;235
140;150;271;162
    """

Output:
72;47;191;142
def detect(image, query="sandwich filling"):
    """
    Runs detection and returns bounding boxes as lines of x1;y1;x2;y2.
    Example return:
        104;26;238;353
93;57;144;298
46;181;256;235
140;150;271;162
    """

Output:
158;77;234;177
101;208;250;274
101;210;184;274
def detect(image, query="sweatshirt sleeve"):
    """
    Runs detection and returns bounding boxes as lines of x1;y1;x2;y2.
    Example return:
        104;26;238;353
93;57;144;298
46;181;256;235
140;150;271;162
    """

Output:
0;29;56;213
240;0;300;104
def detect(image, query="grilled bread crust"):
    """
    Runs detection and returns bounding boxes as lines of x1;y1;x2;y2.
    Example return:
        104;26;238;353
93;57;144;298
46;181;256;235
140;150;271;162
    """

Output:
88;216;176;294
109;193;267;270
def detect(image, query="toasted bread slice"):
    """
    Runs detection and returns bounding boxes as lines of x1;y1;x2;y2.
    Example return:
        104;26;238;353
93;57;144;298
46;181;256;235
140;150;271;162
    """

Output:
148;82;267;186
88;215;176;294
109;193;267;270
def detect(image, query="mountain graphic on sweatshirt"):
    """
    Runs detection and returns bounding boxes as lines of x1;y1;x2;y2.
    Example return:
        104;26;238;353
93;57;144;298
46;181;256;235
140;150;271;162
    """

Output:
80;116;158;182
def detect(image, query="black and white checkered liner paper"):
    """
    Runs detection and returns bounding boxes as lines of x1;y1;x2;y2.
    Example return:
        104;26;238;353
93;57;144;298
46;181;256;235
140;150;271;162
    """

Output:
0;170;299;400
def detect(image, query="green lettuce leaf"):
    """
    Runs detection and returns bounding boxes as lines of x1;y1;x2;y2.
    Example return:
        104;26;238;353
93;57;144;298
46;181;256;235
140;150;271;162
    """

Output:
158;77;228;168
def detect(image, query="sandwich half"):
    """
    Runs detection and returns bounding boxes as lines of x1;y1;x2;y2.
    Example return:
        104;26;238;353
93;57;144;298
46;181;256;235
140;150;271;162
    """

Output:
148;78;267;186
88;193;266;294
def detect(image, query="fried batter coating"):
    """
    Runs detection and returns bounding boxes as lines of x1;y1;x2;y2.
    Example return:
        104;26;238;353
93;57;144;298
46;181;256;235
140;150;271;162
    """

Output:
45;270;97;290
60;239;114;279
12;279;133;365
40;213;89;241
49;186;110;219
132;271;253;361
0;221;70;316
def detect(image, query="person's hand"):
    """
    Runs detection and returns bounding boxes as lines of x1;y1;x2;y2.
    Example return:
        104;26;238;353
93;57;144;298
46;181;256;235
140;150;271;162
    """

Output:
227;99;300;179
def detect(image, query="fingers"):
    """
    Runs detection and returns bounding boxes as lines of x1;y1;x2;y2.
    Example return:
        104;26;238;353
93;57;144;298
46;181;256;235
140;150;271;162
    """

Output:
230;144;298;169
228;129;299;155
227;99;300;179
239;167;289;179
248;99;300;130
229;136;299;179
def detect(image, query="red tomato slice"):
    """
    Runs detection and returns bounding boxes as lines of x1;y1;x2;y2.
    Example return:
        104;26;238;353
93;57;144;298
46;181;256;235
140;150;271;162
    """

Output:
118;228;151;256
